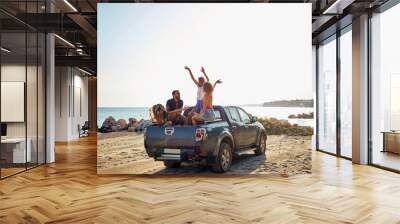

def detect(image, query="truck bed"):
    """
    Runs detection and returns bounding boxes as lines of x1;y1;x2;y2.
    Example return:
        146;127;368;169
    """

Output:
144;120;227;149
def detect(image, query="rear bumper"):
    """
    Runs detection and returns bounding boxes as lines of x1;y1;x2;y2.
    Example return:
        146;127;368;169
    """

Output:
146;148;197;161
145;147;214;162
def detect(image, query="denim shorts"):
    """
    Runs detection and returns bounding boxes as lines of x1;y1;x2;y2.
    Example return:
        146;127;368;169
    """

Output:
202;109;215;121
195;99;202;113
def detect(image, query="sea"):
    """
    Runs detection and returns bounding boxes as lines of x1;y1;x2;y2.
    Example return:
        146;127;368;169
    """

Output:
98;106;314;127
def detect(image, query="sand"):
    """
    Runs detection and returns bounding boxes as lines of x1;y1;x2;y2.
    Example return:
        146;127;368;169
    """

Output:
97;132;311;176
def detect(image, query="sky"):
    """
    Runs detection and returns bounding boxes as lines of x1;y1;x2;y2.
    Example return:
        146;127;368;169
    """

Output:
98;3;312;107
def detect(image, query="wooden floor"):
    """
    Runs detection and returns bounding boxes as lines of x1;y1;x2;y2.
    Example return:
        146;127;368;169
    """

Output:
1;136;400;223
372;151;400;171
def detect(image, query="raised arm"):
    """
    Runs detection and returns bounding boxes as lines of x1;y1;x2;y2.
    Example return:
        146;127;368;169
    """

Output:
213;79;222;89
200;66;210;82
184;66;199;86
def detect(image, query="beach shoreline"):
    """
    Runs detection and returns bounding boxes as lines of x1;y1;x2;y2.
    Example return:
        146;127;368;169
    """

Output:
97;132;311;176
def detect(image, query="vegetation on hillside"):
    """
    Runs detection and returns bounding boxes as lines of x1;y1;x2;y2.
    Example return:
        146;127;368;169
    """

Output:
262;99;313;108
257;117;313;136
288;112;314;119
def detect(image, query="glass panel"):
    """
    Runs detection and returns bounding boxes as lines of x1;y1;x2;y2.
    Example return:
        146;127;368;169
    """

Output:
0;1;46;178
25;0;38;169
38;33;45;165
371;4;400;171
1;31;27;177
0;1;26;14
227;108;241;123
238;108;251;124
340;29;352;158
390;75;400;130
312;45;317;150
214;110;221;120
27;31;38;169
318;36;337;154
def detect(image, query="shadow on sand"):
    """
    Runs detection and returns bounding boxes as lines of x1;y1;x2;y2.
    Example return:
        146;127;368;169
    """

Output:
152;153;267;175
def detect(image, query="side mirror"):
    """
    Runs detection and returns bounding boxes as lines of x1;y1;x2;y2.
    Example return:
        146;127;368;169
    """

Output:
251;116;257;123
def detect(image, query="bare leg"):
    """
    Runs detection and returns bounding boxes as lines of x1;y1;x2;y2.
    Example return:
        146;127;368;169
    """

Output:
191;112;199;126
167;112;177;125
192;113;204;126
186;111;194;125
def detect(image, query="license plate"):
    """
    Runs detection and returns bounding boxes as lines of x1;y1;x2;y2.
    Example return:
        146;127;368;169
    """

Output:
164;148;180;154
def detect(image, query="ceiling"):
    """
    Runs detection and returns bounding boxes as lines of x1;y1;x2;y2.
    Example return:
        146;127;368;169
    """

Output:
0;0;393;75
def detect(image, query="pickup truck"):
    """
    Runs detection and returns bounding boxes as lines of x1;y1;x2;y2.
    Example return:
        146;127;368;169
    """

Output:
144;106;267;173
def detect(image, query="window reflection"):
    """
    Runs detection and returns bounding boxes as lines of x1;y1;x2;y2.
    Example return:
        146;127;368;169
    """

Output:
318;36;337;154
371;4;400;171
0;2;46;179
340;29;352;158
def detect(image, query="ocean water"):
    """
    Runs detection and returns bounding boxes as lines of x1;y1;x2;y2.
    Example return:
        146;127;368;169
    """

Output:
242;106;314;127
97;106;314;127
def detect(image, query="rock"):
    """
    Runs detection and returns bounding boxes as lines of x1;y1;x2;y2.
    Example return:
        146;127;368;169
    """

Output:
99;116;117;133
128;118;138;127
111;125;119;132
99;117;132;132
136;120;152;132
117;119;128;130
133;119;144;132
102;116;116;127
137;119;144;125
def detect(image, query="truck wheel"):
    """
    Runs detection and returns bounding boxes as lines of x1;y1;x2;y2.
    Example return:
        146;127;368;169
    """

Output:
212;142;233;173
164;161;181;168
255;134;266;155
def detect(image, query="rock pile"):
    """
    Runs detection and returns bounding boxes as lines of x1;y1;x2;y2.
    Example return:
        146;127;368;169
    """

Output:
98;116;152;133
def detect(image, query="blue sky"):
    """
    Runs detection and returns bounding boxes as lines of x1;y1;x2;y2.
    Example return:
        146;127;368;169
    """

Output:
98;3;312;107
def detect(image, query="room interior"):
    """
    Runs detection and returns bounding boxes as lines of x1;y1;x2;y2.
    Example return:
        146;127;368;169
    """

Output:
0;0;400;223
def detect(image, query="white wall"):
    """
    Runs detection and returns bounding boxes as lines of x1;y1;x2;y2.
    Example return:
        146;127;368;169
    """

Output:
55;67;89;141
55;67;70;141
1;63;46;164
1;65;40;137
1;65;26;139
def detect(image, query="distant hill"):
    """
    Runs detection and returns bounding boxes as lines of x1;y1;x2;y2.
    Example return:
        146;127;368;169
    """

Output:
241;103;261;107
262;99;313;108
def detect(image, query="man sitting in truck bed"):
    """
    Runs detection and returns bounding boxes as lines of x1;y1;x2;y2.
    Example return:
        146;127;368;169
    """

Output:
166;90;186;125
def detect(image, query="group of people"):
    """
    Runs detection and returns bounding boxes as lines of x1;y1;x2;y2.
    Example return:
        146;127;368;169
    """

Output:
150;66;222;126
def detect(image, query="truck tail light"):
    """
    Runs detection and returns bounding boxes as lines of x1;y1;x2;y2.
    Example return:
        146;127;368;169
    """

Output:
195;128;206;141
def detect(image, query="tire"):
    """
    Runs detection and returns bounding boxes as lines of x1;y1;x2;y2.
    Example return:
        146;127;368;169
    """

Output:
212;142;233;173
163;161;181;168
255;133;266;155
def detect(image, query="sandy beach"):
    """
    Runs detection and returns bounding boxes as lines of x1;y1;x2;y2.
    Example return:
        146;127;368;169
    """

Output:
97;132;311;176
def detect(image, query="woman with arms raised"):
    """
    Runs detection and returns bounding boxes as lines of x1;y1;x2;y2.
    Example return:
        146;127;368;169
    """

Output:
192;79;222;125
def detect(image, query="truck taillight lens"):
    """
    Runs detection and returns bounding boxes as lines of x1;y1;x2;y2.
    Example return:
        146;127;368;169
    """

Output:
195;128;206;141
